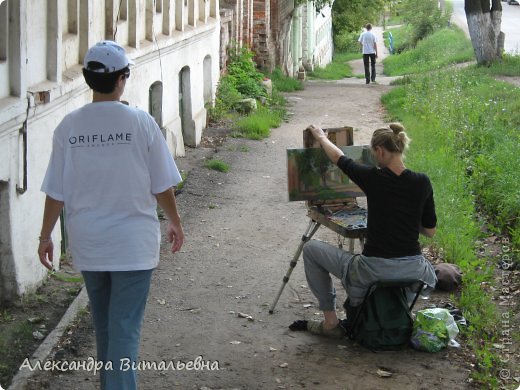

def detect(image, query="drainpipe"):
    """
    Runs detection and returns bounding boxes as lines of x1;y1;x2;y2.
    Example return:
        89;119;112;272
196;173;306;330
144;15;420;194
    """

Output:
16;121;27;195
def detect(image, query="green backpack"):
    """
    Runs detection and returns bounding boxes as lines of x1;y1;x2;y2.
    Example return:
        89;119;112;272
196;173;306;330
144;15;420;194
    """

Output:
343;284;415;351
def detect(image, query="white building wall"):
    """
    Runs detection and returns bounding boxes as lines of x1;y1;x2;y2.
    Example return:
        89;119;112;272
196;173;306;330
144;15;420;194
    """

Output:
312;3;333;68
0;0;220;301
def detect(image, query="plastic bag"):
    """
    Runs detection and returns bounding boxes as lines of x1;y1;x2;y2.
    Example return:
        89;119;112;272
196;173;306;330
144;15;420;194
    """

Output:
410;308;459;352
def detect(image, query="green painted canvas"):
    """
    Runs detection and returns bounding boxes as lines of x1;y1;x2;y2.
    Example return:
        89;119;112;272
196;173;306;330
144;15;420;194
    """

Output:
287;145;376;202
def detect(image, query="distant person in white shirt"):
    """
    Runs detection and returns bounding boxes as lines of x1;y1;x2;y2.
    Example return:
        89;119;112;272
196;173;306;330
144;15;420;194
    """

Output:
358;23;378;84
38;40;184;390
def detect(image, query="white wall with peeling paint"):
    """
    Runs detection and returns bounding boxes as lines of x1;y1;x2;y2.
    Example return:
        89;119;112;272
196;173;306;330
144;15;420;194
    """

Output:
0;0;220;302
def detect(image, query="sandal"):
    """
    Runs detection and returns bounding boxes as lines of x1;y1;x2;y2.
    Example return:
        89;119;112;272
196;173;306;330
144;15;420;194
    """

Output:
306;320;346;339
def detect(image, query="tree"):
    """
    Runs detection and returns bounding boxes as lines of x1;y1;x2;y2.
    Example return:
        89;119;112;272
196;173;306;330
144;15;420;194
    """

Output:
332;0;386;37
465;0;504;65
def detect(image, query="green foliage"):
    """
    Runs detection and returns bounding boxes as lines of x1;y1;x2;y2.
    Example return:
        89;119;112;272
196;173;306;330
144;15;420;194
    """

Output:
334;31;361;53
382;42;520;383
383;27;473;75
0;310;13;323
473;53;520;76
226;46;267;100
308;51;358;80
208;76;243;122
332;0;386;36
232;106;282;140
384;25;415;54
382;83;501;386
205;158;230;173
50;272;84;283
175;171;188;192
267;68;303;92
400;0;451;47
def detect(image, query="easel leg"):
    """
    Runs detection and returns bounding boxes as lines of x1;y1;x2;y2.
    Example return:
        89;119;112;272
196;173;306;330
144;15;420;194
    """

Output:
269;220;321;314
348;238;354;253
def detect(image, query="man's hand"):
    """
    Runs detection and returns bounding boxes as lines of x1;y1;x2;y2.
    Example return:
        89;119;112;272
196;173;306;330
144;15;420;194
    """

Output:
166;221;184;253
38;240;54;270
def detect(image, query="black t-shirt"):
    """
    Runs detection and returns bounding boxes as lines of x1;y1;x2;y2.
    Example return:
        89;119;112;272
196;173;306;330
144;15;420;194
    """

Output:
337;155;436;258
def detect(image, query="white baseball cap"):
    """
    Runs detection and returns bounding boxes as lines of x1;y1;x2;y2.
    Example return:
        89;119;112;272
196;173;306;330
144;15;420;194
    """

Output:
84;41;134;73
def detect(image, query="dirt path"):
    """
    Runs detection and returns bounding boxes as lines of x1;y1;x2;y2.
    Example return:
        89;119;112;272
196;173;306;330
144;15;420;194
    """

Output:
25;30;473;390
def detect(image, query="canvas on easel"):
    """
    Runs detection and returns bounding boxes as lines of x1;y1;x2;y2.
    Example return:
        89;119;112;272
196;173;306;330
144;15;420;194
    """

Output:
287;127;375;203
287;146;375;201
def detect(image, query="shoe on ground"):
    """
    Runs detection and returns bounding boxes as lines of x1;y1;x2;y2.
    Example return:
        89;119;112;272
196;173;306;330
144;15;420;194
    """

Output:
306;320;346;339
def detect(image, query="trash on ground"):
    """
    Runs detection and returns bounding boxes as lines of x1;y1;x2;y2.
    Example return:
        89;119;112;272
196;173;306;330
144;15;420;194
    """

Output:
411;308;460;352
377;369;393;378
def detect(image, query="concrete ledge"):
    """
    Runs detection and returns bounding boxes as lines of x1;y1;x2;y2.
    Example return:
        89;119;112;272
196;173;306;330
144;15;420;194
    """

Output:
8;287;89;390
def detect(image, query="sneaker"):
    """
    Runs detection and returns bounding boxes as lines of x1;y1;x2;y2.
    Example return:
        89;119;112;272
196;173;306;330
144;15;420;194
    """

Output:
307;320;346;339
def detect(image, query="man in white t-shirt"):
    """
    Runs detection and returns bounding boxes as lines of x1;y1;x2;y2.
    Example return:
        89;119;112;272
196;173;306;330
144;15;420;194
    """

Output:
358;23;378;84
38;41;184;390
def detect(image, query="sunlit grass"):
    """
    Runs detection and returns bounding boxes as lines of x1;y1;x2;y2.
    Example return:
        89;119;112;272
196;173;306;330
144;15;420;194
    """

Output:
383;27;474;75
308;52;359;80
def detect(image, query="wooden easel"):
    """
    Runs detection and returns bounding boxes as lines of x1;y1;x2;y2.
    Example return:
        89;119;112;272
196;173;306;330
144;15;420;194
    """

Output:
269;127;373;314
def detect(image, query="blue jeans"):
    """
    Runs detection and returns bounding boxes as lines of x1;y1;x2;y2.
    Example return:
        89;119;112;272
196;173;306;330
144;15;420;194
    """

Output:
82;269;153;390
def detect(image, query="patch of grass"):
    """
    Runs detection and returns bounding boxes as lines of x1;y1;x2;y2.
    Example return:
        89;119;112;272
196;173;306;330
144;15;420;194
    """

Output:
267;68;304;92
50;272;83;283
383;27;474;76
382;58;520;385
175;171;188;192
471;53;520;77
0;320;35;386
384;25;414;54
385;14;403;26
308;51;359;80
232;106;282;140
205;158;230;173
382;85;502;387
0;259;83;387
226;144;250;152
0;310;13;323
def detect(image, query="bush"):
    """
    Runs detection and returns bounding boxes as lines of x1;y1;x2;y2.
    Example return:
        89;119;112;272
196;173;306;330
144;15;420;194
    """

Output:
226;46;267;100
400;0;451;47
208;76;243;122
334;31;361;53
